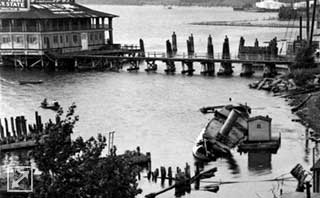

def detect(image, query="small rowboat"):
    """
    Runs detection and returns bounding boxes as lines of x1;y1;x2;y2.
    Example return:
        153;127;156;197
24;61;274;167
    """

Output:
41;101;60;111
19;80;43;85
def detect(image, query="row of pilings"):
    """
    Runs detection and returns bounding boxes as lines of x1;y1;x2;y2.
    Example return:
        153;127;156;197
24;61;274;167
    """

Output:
0;111;45;146
145;163;219;197
143;32;279;77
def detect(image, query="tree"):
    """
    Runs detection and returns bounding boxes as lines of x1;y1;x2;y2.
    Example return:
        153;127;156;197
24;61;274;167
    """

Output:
32;104;142;198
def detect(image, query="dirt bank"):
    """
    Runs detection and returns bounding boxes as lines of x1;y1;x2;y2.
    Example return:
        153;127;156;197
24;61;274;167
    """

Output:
289;91;320;133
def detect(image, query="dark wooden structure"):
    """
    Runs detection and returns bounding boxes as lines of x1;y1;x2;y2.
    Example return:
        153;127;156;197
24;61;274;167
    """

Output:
0;0;119;69
311;159;320;193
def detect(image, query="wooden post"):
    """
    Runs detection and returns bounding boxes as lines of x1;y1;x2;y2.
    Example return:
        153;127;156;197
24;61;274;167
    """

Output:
207;34;215;76
306;181;311;198
168;167;173;186
147;170;152;181
194;164;200;190
164;40;175;74
160;166;166;186
146;152;151;171
10;117;16;137
139;39;145;57
187;40;191;56
185;163;191;193
166;40;173;57
153;168;159;183
15;116;21;138
0;119;4;139
172;32;177;54
35;111;39;132
21;116;27;136
254;38;259;47
190;34;194;54
218;35;233;76
4;118;10;137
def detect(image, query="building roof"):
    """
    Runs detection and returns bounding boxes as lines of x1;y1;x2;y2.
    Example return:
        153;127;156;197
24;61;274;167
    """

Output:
0;3;118;19
248;115;272;122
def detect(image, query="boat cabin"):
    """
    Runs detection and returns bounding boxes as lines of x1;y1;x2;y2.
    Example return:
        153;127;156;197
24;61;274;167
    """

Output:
0;0;118;56
247;115;272;141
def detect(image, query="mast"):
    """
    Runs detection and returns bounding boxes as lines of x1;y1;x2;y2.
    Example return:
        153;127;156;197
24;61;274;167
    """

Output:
309;0;317;46
306;0;310;41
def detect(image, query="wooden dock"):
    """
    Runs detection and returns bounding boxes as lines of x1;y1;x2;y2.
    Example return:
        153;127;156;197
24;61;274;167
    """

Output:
2;33;303;77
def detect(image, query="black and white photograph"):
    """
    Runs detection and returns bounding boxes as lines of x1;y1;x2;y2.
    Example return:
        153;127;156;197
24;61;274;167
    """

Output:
0;0;320;197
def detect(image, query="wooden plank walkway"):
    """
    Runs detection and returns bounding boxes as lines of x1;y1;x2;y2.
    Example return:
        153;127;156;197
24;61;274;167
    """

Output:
66;52;295;65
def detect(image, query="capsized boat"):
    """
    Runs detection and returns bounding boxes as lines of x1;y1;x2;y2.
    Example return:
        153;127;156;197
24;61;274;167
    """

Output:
193;104;251;161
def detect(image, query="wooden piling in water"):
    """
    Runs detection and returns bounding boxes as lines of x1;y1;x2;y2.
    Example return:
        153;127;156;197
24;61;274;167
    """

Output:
21;116;27;137
194;164;200;190
182;38;195;76
164;40;176;74
153;168;159;182
168;167;173;186
160;166;166;185
15;116;21;138
189;34;194;54
0;119;4;140
139;39;145;57
218;35;233;76
172;32;177;54
10;117;16;137
4;118;10;137
202;35;215;76
185;163;191;193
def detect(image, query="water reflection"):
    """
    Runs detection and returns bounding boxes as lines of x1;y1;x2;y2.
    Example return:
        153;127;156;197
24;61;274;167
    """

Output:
248;151;272;173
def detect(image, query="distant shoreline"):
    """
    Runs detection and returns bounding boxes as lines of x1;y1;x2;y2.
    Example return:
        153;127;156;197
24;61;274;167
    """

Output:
78;0;253;8
190;20;304;29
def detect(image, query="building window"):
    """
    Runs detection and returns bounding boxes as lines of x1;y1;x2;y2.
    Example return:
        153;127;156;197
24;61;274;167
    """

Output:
99;32;103;40
73;35;78;44
66;35;69;43
257;124;261;129
90;34;93;41
53;36;58;44
2;36;10;44
60;35;63;43
94;33;98;40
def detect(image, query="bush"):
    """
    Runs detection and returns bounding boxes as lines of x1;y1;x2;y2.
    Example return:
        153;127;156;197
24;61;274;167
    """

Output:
32;104;142;198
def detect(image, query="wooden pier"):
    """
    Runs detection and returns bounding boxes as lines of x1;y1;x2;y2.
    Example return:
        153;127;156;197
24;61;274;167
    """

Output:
52;33;296;77
1;31;301;77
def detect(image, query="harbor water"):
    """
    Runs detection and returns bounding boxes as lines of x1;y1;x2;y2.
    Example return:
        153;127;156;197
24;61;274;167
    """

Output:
0;5;314;198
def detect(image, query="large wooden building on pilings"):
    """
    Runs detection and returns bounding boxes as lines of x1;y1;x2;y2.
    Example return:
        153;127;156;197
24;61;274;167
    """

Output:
0;0;120;69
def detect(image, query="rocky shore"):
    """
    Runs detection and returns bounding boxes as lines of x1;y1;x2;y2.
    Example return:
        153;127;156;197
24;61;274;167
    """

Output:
249;74;320;133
